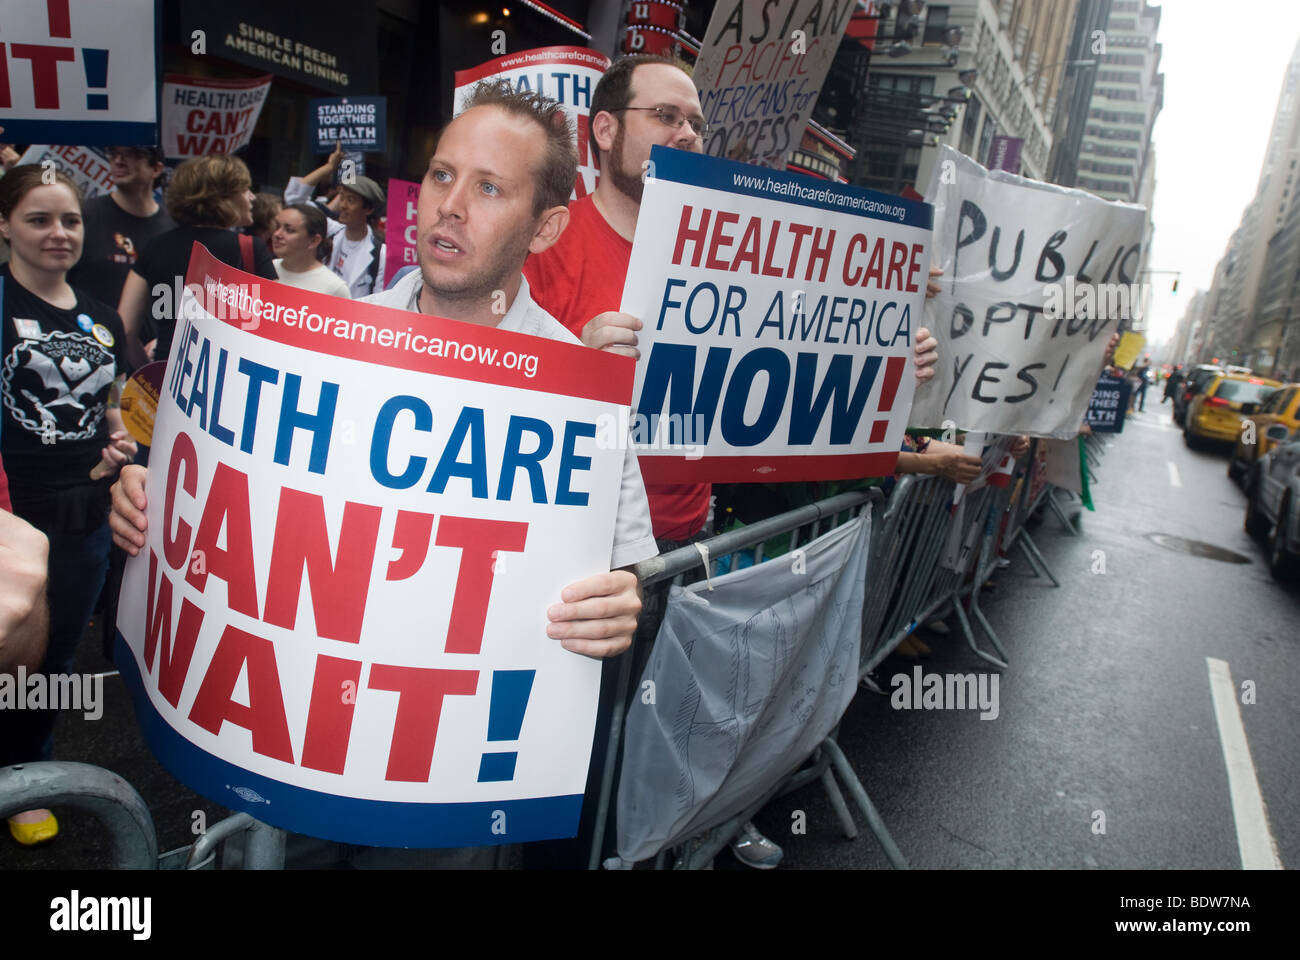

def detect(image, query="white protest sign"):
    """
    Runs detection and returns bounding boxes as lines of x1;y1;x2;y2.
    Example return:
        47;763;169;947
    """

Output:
115;244;631;847
911;145;1147;438
454;46;610;200
17;143;113;198
161;73;272;159
692;0;854;169
620;146;930;483
0;0;157;145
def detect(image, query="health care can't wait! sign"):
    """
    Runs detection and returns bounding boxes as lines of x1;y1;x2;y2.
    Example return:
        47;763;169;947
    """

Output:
621;145;930;483
115;244;632;847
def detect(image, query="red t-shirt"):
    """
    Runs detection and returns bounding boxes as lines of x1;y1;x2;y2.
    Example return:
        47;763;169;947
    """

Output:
0;452;10;512
524;196;710;541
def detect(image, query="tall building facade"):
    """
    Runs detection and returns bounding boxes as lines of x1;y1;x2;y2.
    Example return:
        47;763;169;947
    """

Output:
1201;37;1300;374
1075;0;1163;203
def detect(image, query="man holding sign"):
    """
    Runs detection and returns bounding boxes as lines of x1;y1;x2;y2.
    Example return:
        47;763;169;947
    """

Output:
107;82;655;851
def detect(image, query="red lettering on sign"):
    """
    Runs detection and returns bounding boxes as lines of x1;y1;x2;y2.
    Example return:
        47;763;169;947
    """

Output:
9;44;75;109
435;516;528;655
164;431;198;571
188;625;295;764
300;654;362;775
143;549;204;709
262;488;381;645
367;665;478;782
186;462;259;618
46;0;72;38
672;205;712;267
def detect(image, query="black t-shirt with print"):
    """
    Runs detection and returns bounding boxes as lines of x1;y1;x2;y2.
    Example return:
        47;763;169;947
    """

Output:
134;226;276;362
67;193;176;310
1;264;126;529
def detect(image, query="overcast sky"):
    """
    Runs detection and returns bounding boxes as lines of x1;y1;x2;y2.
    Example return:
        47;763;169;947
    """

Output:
1144;1;1300;348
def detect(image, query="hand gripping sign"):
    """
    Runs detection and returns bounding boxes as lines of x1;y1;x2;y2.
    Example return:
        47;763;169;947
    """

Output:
115;244;631;847
0;0;158;145
620;145;931;483
909;145;1147;438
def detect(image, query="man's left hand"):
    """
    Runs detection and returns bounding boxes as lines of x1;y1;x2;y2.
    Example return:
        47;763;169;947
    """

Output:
914;326;939;384
546;570;641;659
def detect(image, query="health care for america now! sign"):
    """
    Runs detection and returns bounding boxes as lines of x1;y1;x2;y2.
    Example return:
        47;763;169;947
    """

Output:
0;0;157;145
621;146;931;483
115;244;631;847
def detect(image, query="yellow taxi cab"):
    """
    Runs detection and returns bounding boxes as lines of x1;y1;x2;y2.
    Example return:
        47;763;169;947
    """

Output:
1184;373;1282;450
1229;382;1300;482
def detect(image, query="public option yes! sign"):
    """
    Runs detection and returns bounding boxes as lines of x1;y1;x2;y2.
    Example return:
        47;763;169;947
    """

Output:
116;245;630;847
0;0;157;145
621;146;930;483
910;145;1148;438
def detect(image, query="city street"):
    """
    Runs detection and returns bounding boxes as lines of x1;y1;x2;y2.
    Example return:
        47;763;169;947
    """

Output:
4;402;1296;871
751;404;1299;870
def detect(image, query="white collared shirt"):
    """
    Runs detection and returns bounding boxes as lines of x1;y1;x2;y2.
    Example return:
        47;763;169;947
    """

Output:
361;271;657;570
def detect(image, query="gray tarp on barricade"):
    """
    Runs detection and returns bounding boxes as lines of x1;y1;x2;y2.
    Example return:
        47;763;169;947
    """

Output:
615;515;870;863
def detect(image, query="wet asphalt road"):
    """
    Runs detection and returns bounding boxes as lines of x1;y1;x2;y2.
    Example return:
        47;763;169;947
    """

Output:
2;400;1296;871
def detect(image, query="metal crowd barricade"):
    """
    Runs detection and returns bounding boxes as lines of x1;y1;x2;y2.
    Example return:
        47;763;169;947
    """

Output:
591;487;909;870
0;761;157;869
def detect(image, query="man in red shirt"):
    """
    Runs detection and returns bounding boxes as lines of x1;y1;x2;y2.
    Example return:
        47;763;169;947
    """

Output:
523;55;940;869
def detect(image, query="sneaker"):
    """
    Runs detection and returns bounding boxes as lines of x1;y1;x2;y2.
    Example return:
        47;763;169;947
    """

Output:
730;821;784;869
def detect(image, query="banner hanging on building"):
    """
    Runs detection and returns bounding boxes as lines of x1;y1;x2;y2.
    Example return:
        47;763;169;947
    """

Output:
115;244;632;848
453;46;610;201
161;73;273;159
910;145;1147;438
17;144;114;199
692;0;855;169
0;0;157;145
307;96;387;154
384;177;420;288
620;145;931;483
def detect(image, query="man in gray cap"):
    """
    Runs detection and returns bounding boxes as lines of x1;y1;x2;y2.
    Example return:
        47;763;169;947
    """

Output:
284;144;387;298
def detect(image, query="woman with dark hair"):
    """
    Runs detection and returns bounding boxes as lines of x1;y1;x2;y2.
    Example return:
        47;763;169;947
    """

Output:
271;202;350;298
246;191;282;247
0;164;136;845
116;155;278;368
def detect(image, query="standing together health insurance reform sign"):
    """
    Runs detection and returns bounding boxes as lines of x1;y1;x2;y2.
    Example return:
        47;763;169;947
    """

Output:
621;146;931;483
115;245;632;847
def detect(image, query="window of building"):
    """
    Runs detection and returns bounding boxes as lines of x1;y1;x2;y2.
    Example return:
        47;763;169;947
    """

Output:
923;5;949;45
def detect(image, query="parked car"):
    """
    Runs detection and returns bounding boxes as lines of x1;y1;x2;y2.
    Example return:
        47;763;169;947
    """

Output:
1229;382;1300;483
1184;373;1280;449
1244;423;1300;580
1172;364;1223;426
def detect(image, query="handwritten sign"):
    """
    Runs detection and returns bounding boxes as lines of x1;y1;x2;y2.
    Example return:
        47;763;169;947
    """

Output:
620;146;930;482
454;46;610;200
911;145;1147;438
0;0;157;144
692;0;854;169
115;244;633;847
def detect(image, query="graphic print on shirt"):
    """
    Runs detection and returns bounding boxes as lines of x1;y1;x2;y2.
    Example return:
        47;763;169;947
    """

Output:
112;231;138;264
3;329;117;441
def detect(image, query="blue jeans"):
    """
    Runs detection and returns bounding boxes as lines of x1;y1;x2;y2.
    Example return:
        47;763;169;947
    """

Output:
0;522;111;767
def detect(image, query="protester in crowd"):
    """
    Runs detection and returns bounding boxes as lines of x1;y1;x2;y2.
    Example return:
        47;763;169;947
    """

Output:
284;144;387;298
245;191;283;247
0;164;136;845
66;146;175;310
1162;363;1184;404
522;53;941;870
1130;352;1152;413
0;454;49;675
112;81;654;673
116;155;277;370
271;202;351;298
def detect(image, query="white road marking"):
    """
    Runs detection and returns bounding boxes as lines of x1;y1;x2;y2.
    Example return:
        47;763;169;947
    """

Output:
1206;658;1283;869
1167;461;1183;487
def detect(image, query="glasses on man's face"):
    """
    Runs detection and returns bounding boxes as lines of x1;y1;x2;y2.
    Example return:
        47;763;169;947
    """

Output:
611;104;710;140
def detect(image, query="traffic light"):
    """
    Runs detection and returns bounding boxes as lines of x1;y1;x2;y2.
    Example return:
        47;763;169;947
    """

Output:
1172;278;1179;293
